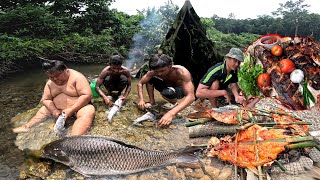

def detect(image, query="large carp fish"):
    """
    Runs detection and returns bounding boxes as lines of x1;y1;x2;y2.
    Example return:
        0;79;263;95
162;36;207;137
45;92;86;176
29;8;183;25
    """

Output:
42;135;200;176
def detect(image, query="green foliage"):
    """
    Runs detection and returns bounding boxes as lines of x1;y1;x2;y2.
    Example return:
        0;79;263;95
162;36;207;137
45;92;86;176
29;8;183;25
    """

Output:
0;32;117;64
238;54;264;98
212;0;320;42
0;5;71;38
200;18;215;30
1;0;319;80
205;24;260;54
0;34;63;62
62;30;116;55
111;11;143;49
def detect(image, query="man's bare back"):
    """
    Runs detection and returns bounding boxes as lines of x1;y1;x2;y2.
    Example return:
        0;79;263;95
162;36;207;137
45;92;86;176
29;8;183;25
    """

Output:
155;65;189;87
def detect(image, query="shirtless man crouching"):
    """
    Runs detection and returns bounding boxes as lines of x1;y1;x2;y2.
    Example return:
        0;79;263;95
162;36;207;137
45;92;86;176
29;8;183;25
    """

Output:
137;53;195;127
12;60;95;136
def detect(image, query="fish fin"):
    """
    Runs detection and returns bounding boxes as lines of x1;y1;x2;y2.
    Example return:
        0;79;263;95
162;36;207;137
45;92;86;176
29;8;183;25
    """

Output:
175;153;198;164
85;136;147;151
70;166;92;177
174;146;203;164
177;146;205;153
187;111;212;119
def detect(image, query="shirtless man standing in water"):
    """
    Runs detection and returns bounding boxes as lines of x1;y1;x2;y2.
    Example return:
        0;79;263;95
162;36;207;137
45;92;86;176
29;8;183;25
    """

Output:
13;60;95;136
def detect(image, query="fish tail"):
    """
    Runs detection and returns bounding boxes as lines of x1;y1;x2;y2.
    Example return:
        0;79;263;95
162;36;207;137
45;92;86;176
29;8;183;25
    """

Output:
174;146;203;163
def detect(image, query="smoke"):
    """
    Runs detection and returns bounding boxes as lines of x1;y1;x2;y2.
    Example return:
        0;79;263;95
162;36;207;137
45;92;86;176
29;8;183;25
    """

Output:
125;8;163;70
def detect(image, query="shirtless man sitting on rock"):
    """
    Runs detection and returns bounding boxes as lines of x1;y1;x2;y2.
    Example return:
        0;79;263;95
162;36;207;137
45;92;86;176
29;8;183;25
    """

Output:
12;60;95;136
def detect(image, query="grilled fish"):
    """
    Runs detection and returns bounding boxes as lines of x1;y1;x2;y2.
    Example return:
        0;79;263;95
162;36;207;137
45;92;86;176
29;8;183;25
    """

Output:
42;135;199;176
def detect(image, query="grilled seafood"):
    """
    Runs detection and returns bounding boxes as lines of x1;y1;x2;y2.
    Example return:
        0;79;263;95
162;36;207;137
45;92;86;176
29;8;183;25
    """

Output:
187;105;310;135
250;36;320;110
187;105;245;124
208;125;290;168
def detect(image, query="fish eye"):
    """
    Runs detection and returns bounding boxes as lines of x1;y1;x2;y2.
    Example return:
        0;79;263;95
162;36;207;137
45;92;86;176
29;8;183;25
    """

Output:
53;148;66;156
44;148;70;164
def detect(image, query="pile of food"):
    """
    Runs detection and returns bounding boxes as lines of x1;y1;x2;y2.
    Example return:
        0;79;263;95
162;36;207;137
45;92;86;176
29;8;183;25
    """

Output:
239;35;320;110
206;123;318;175
186;104;319;177
187;35;320;178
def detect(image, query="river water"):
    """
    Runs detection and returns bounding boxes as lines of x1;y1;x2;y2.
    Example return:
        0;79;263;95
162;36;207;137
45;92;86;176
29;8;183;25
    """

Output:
0;63;197;179
0;63;110;179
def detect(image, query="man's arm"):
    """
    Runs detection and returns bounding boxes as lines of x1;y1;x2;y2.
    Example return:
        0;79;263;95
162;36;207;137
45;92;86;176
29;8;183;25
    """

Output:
41;82;61;118
169;80;195;115
196;69;228;99
121;70;132;99
196;83;228;98
230;83;240;97
158;69;195;126
230;83;245;104
95;67;112;106
137;71;153;109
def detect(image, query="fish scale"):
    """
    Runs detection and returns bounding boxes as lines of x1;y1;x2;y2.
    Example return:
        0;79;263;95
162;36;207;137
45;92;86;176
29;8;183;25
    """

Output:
42;135;198;176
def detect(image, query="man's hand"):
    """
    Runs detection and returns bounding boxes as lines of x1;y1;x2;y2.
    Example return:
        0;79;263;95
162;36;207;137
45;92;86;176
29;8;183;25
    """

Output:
119;95;126;101
52;109;61;118
103;97;113;107
235;95;246;104
158;112;174;127
62;108;74;119
223;90;232;104
137;99;145;110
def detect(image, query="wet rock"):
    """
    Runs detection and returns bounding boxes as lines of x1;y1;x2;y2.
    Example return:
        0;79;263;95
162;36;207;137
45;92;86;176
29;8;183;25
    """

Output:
184;168;205;178
308;147;320;163
0;164;19;180
45;167;68;180
166;166;186;180
126;175;138;180
271;156;313;175
216;166;233;180
204;165;220;178
26;162;51;179
199;175;211;180
11;95;203;179
13;93;320;179
176;162;201;169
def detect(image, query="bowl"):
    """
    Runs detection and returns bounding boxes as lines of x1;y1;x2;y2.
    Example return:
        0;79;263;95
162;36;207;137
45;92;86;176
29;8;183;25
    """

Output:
259;36;281;50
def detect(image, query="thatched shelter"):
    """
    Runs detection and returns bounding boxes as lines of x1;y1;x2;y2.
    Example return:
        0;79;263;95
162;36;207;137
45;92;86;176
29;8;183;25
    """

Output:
161;0;223;86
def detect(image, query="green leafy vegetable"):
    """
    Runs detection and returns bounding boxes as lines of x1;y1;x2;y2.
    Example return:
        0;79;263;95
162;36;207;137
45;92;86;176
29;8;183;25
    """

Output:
238;54;264;98
303;79;315;108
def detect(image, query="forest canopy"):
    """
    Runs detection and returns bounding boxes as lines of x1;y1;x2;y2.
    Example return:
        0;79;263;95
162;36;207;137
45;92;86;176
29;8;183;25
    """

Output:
0;0;319;78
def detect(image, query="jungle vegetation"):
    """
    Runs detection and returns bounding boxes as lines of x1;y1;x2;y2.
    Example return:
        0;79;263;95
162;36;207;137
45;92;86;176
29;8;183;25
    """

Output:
0;0;319;78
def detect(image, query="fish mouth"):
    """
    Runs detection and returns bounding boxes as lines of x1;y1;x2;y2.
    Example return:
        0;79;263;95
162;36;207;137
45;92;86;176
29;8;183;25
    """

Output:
23;148;43;159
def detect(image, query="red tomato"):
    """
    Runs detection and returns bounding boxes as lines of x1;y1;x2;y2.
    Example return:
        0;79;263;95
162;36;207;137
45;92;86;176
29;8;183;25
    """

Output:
271;45;283;56
279;59;295;73
257;73;271;87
